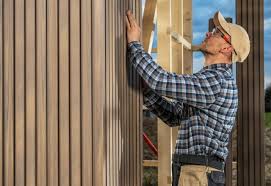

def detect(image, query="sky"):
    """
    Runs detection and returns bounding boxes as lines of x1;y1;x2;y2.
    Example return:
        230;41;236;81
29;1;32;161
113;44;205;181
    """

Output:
191;0;236;73
142;0;271;89
264;0;271;89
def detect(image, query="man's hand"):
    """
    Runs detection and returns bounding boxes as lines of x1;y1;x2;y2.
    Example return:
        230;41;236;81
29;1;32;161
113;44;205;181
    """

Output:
126;10;141;43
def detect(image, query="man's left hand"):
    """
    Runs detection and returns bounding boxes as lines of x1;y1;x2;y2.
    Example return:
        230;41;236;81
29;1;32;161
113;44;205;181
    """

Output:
126;10;141;43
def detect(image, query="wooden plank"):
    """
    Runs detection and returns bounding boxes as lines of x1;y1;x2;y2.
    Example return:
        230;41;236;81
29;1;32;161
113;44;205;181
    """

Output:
36;0;47;185
0;0;3;183
92;0;106;185
105;0;111;185
70;0;81;185
182;0;192;74
259;0;265;185
247;0;254;185
4;0;15;184
25;0;36;184
143;160;159;167
132;2;136;185
236;0;265;185
47;0;59;184
171;0;183;73
142;0;157;53
236;0;243;185
157;0;172;185
59;0;70;185
81;0;92;185
120;1;124;185
113;1;117;185
14;0;25;184
136;1;143;185
171;0;183;152
122;1;128;186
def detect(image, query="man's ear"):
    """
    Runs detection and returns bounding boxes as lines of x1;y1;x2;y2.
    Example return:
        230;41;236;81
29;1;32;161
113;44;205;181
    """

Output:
220;46;233;58
221;46;234;53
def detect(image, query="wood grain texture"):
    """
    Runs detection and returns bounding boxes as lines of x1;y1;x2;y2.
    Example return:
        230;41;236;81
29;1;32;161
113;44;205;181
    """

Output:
1;0;143;185
0;0;3;184
4;0;15;185
236;0;264;185
47;0;59;184
26;0;36;184
15;0;25;185
36;0;47;185
59;0;70;185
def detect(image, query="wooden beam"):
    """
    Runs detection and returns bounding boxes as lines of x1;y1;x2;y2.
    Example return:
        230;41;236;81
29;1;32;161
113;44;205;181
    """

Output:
156;0;192;185
236;0;264;185
142;0;157;53
183;0;192;74
143;160;159;167
157;0;172;185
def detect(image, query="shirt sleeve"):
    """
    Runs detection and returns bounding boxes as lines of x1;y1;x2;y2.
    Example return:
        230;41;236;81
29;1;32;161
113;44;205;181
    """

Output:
127;41;222;109
143;87;187;127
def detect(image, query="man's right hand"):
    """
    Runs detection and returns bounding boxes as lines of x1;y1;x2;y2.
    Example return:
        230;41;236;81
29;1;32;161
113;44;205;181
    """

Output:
125;10;141;43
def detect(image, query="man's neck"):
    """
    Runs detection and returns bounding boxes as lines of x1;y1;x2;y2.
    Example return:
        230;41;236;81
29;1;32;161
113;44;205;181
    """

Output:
204;55;231;67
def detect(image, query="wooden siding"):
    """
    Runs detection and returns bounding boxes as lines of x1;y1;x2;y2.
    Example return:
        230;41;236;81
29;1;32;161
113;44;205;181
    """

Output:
236;0;265;185
0;0;143;186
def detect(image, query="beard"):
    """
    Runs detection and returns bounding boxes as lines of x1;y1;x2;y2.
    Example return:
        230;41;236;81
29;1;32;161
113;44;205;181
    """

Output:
195;42;218;56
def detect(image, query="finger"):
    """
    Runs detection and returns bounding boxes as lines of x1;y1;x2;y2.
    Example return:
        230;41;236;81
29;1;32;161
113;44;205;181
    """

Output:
127;11;137;27
125;16;131;29
130;13;138;27
127;13;136;28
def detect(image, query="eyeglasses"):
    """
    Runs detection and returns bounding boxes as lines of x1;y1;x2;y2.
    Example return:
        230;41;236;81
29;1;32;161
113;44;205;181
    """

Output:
211;27;237;55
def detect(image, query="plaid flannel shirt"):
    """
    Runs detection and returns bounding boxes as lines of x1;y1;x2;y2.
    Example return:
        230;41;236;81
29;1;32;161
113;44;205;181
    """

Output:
127;41;238;161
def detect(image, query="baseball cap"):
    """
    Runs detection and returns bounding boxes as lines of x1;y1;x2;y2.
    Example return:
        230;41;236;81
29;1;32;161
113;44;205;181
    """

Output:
213;11;250;63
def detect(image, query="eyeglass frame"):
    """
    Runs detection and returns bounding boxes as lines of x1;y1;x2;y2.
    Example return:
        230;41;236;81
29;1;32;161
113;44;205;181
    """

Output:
211;27;238;56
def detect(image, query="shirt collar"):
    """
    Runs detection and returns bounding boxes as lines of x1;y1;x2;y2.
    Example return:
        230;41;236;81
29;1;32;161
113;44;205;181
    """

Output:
203;63;232;70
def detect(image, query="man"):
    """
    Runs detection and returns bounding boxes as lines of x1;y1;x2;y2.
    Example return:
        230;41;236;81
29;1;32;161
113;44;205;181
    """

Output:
126;10;250;186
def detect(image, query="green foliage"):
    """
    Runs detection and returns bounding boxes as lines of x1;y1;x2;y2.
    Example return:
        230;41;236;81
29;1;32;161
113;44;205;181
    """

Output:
143;167;158;186
265;112;271;128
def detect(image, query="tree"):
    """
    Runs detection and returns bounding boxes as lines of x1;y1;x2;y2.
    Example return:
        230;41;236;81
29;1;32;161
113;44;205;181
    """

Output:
266;84;271;112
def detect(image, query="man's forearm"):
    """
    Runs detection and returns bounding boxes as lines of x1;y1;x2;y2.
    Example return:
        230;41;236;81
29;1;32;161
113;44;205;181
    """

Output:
143;87;185;127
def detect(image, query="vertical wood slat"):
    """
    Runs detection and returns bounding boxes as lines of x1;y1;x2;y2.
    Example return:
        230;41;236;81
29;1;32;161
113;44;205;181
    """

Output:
137;1;143;184
171;0;183;152
26;0;36;184
157;0;172;185
47;0;58;184
0;0;3;184
92;0;106;185
104;0;143;185
15;0;25;185
123;1;128;186
105;0;110;184
81;0;92;185
36;0;47;185
183;0;192;74
1;0;143;185
4;0;15;185
70;0;81;185
142;0;157;53
236;0;265;185
59;0;70;185
127;0;135;185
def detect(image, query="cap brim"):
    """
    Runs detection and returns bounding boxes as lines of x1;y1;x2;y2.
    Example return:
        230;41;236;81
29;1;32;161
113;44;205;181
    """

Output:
213;11;230;35
213;11;240;62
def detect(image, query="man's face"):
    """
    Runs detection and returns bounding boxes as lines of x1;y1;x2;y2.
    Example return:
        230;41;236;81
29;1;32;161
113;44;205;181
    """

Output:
200;27;231;55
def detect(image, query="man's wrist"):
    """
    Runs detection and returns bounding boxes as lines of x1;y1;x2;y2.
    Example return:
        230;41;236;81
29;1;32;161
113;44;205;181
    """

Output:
127;40;140;46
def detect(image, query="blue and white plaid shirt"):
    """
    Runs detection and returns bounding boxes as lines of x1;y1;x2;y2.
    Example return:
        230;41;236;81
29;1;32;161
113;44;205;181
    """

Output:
128;41;238;161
